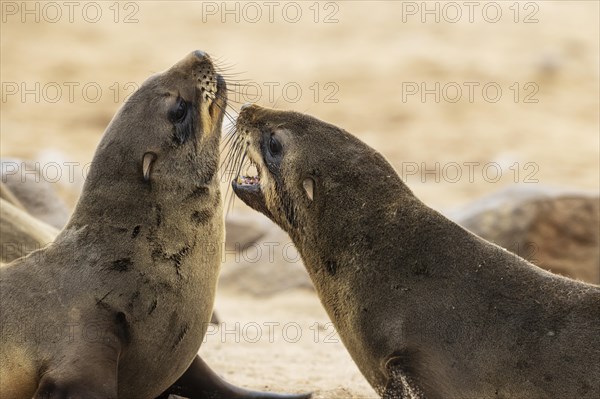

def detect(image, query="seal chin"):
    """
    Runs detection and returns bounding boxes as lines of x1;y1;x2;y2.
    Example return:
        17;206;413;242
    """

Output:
231;179;273;219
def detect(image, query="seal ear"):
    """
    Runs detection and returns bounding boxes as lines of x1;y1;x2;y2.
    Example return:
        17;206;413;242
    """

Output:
303;178;315;201
142;152;157;182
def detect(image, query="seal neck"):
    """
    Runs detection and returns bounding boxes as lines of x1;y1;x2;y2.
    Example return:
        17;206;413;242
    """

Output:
295;183;480;285
62;148;220;246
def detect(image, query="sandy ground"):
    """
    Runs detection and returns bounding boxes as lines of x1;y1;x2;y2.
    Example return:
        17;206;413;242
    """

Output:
1;1;599;397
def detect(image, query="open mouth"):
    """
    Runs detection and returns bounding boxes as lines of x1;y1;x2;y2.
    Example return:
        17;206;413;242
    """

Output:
234;159;261;188
236;174;260;186
232;158;272;218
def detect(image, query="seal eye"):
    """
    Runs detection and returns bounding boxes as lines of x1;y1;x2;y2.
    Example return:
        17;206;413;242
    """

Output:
269;136;282;155
169;98;188;123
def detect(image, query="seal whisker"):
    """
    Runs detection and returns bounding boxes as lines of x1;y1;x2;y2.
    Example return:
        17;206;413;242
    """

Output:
212;58;245;74
214;72;249;78
211;88;254;107
219;96;251;106
222;120;238;139
211;63;246;73
211;60;249;77
209;97;237;124
224;146;247;216
226;131;244;164
220;78;252;83
220;130;238;153
219;133;243;179
206;92;241;119
225;184;237;216
234;148;248;179
220;131;239;158
223;140;250;216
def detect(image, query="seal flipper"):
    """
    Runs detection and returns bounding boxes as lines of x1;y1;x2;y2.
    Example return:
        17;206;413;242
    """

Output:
33;340;120;399
156;355;311;399
382;373;426;399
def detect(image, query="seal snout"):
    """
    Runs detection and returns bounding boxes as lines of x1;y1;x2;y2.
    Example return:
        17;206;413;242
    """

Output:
229;105;272;217
192;50;207;60
182;50;219;102
237;103;262;122
181;50;227;132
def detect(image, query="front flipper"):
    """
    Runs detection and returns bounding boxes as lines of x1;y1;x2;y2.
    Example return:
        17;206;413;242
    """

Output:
33;339;120;399
156;355;311;399
382;354;426;399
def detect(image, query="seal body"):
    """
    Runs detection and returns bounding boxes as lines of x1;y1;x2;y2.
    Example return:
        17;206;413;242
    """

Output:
0;50;226;399
231;104;600;398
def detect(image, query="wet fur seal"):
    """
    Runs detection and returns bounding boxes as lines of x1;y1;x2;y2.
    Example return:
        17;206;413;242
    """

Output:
231;104;600;398
0;54;308;399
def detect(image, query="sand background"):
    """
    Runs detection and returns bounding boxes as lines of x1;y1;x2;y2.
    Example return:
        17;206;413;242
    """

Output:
1;1;599;397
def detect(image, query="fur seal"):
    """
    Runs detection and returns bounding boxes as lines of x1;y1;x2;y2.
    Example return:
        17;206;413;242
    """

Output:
231;104;600;398
0;53;308;399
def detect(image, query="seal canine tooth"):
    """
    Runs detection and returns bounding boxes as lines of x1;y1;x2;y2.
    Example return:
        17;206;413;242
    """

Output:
231;104;600;399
